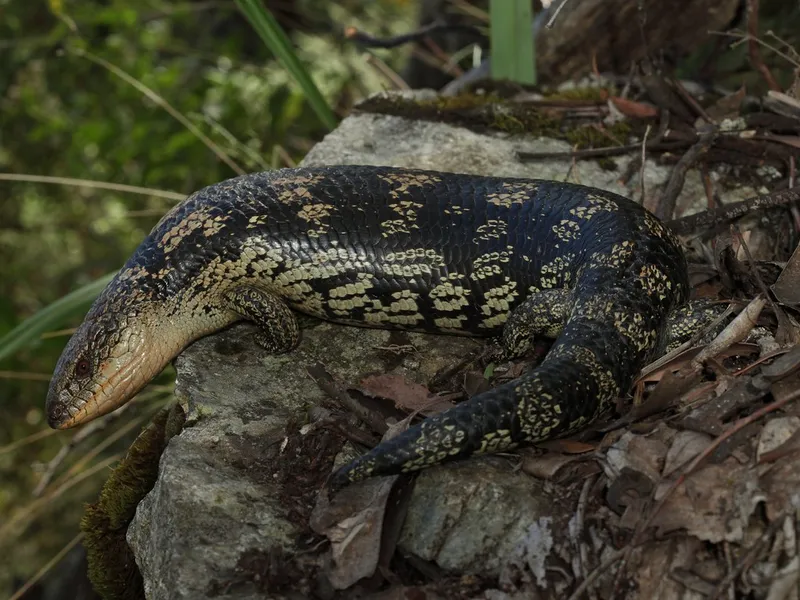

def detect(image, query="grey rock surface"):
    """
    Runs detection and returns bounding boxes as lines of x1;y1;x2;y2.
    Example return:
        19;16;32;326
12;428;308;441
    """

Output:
126;91;758;598
128;320;475;599
302;94;759;215
398;459;570;575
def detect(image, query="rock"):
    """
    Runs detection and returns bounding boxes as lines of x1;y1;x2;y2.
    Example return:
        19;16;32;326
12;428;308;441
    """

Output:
398;459;571;575
127;320;478;599
303;94;759;216
125;91;772;598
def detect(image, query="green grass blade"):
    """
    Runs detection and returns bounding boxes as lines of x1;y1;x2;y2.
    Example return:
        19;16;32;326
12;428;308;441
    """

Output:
489;0;536;85
235;0;338;130
0;273;115;364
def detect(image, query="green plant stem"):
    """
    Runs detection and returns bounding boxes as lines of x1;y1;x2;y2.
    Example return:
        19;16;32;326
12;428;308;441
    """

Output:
235;0;338;130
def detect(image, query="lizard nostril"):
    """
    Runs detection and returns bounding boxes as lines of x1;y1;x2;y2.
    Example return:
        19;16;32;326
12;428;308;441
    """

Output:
46;404;63;428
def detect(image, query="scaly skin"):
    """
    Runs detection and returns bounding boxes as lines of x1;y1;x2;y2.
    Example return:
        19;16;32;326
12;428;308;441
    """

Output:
46;166;689;488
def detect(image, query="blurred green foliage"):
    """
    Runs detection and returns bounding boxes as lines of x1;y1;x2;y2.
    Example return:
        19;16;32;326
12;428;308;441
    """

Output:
0;0;413;593
489;0;535;84
2;0;799;595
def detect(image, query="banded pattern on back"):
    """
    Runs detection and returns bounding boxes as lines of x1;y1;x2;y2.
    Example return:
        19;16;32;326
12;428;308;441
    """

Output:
117;166;687;333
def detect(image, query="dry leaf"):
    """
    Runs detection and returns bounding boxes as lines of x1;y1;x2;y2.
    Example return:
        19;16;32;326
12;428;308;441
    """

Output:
311;477;396;589
756;416;800;462
522;446;602;481
609;96;659;118
359;373;455;415
463;369;491;397
703;86;746;123
652;460;764;542
662;430;713;477
605;432;669;484
772;243;800;306
311;414;417;589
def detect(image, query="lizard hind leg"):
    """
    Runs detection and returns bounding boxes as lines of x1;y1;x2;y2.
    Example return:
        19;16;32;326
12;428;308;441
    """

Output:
224;286;300;353
500;287;573;359
664;299;731;352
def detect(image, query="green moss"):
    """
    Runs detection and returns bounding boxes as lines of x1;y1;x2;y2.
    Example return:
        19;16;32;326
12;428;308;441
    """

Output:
543;86;611;102
597;157;619;171
563;121;632;150
356;92;632;149
419;93;498;111
81;403;186;600
356;93;563;137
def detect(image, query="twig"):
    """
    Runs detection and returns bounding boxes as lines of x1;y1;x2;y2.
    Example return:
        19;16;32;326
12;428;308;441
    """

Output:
410;44;464;78
8;532;85;600
655;130;716;220
271;145;296;169
546;0;572;29
306;363;388;435
518;140;690;162
636;303;736;382
40;327;77;339
789;156;800;231
0;370;51;381
671;77;712;122
305;415;380;448
711;29;800;70
745;0;782;92
765;31;800;68
566;547;626;600
344;22;482;50
32;392;167;497
200;113;271;171
0;173;185;201
364;53;411;90
574;474;598;583
41;407;160;497
449;0;490;23
71;47;245;175
709;513;787;599
422;36;465;78
0;428;57;455
701;167;716;210
731;225;800;346
639;124;651;204
0;453;122;543
690;295;764;369
731;226;773;302
667;186;800;236
633;362;800;545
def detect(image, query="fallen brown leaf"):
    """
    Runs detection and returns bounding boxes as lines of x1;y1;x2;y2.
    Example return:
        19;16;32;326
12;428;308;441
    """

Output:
756;416;800;462
311;476;397;589
771;243;800;305
651;460;762;542
609;96;659;118
312;419;416;590
358;373;456;416
521;450;599;481
702;85;746;123
463;369;491;397
662;430;713;477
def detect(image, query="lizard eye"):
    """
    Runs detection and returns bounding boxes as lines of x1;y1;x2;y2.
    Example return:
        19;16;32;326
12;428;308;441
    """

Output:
75;358;92;378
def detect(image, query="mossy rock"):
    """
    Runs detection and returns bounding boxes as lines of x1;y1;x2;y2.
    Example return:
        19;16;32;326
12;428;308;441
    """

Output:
81;403;185;600
356;92;561;137
355;89;631;149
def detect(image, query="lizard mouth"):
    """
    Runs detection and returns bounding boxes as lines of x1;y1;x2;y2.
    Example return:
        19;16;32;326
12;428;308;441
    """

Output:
46;349;156;429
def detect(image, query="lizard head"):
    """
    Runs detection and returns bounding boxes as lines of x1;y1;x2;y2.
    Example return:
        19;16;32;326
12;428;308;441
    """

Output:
46;303;169;429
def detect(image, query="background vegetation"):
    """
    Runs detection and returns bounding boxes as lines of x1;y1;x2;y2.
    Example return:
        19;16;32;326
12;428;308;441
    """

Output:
0;0;417;594
1;0;798;597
